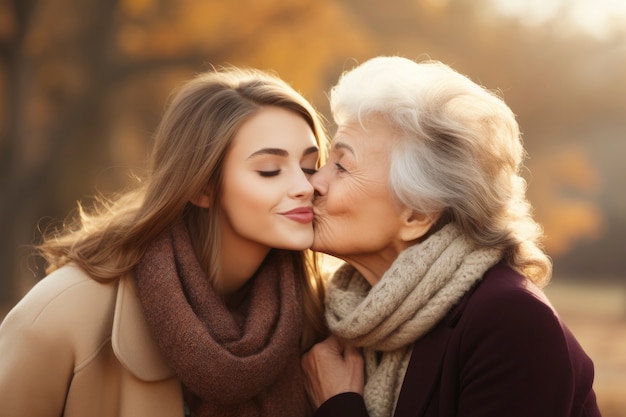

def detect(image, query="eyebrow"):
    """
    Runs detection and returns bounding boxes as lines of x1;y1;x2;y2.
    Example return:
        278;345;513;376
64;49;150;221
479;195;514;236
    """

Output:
247;146;319;159
332;141;355;155
303;146;319;156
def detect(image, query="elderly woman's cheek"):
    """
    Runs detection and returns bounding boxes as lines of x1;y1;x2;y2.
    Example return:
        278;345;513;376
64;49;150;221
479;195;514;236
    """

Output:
312;215;339;252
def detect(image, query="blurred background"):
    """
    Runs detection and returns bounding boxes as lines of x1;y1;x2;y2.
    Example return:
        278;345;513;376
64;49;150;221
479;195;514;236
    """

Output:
0;0;624;414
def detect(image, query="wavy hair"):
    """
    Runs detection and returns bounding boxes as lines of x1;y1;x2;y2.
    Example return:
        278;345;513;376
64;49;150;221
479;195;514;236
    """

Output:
37;66;328;349
330;56;551;286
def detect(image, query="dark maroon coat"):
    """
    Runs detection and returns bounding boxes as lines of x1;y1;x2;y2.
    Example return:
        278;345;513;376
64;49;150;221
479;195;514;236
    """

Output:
314;264;602;417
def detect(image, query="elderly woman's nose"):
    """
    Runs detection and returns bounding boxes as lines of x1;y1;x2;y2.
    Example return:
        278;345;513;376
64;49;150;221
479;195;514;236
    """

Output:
309;164;329;195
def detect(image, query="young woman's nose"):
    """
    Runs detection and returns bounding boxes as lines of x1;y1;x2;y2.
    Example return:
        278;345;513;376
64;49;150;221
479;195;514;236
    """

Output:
290;169;315;199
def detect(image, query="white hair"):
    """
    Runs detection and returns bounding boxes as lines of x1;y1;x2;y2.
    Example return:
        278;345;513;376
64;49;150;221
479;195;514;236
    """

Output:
330;56;551;285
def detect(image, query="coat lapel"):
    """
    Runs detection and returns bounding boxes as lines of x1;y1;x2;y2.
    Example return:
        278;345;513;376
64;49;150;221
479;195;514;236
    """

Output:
111;275;176;381
392;321;454;417
391;284;475;417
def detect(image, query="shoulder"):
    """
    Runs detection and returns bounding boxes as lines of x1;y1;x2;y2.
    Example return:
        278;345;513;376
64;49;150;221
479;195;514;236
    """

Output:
440;267;597;416
455;264;576;357
0;264;119;360
0;266;120;414
465;264;557;322
3;264;117;327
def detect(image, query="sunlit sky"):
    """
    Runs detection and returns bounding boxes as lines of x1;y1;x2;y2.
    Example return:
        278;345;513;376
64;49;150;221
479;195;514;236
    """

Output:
489;0;626;39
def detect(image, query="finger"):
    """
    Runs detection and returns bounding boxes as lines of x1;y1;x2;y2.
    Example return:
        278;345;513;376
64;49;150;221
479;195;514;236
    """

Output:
301;348;318;373
342;341;360;357
342;343;363;366
333;336;361;358
324;334;344;352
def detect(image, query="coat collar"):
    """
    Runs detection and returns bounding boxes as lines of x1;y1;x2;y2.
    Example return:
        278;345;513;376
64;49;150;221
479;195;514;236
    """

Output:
111;275;176;382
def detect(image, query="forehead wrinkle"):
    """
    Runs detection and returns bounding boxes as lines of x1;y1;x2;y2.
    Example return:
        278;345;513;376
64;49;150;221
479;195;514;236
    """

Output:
332;141;355;156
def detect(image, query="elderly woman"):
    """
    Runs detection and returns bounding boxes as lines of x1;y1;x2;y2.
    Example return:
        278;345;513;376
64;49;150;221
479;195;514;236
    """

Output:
302;56;601;417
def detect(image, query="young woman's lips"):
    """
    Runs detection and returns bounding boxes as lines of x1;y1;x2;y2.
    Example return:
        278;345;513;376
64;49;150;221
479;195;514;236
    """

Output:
281;207;314;224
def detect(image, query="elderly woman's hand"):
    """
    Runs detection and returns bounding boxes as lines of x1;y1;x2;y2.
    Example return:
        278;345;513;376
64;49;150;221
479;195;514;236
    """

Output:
301;334;364;408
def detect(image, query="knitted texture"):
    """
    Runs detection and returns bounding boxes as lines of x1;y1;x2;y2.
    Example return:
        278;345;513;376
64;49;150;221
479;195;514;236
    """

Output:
325;223;503;417
134;220;309;417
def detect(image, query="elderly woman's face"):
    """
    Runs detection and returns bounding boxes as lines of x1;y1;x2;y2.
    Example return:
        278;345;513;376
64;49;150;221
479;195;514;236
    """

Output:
310;119;411;272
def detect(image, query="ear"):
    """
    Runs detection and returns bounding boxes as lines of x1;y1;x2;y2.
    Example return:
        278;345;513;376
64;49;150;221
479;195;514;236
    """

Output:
398;208;441;242
190;191;211;208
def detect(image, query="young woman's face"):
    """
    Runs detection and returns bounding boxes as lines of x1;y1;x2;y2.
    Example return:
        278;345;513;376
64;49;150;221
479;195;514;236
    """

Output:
219;106;319;254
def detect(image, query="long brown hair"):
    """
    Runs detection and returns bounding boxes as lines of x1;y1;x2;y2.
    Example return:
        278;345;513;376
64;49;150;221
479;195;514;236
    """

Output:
37;66;328;350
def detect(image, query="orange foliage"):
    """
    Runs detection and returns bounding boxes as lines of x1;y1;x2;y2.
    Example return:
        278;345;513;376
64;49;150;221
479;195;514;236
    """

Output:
1;0;624;308
528;145;605;256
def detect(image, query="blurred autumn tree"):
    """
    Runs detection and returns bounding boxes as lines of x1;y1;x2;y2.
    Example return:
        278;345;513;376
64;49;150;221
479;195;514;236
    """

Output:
0;0;370;306
1;0;625;309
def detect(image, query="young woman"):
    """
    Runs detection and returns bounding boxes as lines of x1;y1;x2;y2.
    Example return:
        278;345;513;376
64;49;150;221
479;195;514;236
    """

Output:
0;67;328;417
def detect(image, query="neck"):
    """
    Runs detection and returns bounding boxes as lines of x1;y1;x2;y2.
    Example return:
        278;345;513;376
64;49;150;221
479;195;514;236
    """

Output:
336;251;397;287
219;239;270;298
333;240;414;286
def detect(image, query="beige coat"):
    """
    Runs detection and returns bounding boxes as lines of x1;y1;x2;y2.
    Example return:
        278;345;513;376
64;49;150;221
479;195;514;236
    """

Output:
0;264;185;417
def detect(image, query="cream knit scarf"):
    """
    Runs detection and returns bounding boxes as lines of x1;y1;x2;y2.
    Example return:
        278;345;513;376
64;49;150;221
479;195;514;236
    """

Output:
325;224;503;417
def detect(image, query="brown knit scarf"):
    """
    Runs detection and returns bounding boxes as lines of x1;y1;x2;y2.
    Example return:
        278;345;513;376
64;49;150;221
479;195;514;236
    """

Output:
133;220;309;417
